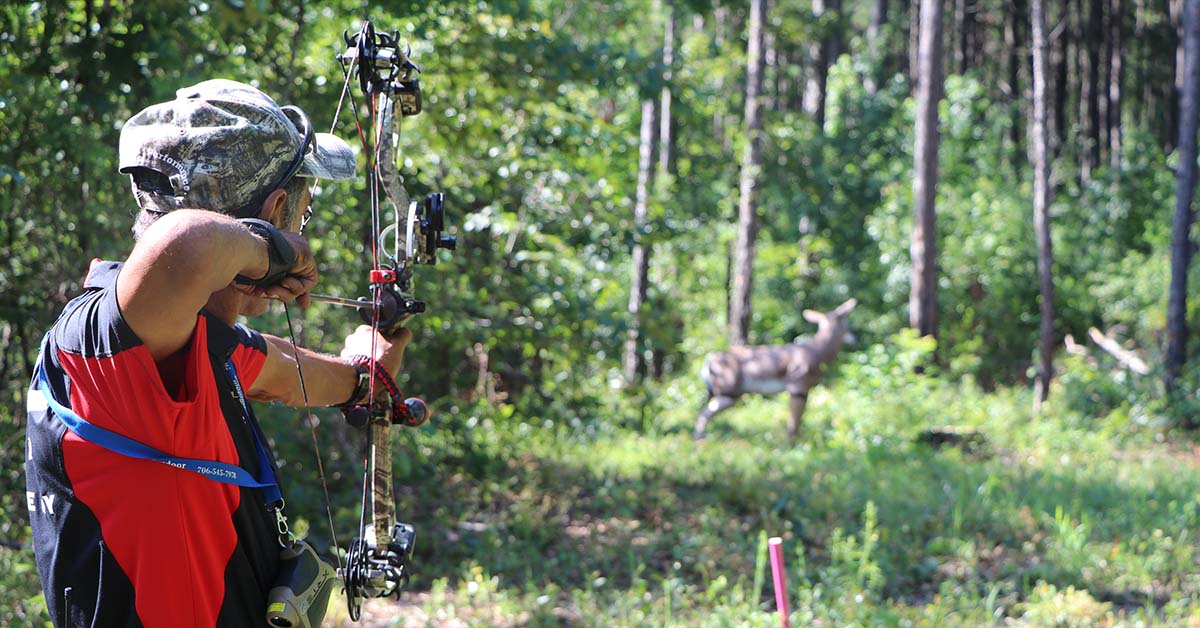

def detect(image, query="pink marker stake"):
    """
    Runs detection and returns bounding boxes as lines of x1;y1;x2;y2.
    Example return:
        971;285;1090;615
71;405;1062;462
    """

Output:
768;537;791;628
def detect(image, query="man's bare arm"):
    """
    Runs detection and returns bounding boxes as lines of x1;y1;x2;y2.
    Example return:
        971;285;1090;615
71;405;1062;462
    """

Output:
249;338;357;407
249;328;412;407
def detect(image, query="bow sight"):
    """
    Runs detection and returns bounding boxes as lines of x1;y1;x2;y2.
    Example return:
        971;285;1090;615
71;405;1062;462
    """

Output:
346;190;457;331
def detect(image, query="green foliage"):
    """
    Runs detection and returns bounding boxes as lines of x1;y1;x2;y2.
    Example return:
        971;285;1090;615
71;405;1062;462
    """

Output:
261;364;1200;625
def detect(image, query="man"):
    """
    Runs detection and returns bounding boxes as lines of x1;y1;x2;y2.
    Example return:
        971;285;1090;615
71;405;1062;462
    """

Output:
26;79;409;627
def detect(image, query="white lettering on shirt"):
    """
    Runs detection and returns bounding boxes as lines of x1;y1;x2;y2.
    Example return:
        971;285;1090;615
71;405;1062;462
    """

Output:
27;491;58;516
26;389;48;413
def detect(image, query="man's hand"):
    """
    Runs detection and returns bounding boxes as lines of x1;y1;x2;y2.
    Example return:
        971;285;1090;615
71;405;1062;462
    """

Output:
340;325;412;377
234;231;319;306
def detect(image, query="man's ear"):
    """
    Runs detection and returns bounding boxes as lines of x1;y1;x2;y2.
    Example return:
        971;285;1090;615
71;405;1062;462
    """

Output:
256;188;289;226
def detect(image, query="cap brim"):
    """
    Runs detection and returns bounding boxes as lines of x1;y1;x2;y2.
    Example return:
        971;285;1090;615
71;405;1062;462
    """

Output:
298;132;356;180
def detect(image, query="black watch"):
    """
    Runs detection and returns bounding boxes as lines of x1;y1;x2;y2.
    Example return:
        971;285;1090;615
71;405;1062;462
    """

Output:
234;219;297;286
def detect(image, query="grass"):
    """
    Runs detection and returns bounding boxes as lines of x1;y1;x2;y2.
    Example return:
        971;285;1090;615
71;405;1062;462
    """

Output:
4;340;1200;626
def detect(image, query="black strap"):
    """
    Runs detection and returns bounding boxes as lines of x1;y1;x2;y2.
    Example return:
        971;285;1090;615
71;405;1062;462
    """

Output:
234;219;297;286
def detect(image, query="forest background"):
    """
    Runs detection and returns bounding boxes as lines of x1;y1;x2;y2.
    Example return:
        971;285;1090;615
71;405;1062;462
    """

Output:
4;0;1200;625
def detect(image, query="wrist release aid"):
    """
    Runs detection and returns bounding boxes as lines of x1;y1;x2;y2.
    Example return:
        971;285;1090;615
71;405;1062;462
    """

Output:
235;218;297;286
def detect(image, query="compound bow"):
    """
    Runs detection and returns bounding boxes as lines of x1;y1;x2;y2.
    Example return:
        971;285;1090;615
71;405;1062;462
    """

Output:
297;19;456;621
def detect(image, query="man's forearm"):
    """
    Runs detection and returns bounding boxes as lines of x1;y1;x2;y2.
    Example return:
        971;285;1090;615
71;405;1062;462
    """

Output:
251;335;361;407
127;210;273;307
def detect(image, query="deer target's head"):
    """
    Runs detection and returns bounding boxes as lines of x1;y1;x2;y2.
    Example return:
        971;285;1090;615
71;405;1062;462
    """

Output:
802;298;857;345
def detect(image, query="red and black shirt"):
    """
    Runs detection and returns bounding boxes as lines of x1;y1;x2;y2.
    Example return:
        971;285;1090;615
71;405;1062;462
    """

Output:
26;261;284;627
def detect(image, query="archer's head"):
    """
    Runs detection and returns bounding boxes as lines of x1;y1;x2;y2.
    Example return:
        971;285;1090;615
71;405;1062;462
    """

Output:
119;79;356;238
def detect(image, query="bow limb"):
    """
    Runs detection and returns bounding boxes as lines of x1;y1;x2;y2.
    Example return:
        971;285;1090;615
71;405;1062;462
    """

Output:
374;91;420;333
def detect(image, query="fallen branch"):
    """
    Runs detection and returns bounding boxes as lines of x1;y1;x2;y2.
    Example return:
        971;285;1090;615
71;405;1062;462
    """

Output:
1087;327;1150;375
1064;334;1089;357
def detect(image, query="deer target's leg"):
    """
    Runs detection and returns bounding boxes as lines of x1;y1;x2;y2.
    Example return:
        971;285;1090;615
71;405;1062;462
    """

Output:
694;395;737;440
787;391;809;442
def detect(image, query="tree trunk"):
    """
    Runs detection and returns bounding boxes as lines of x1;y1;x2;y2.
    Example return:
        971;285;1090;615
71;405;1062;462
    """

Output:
1098;0;1111;163
953;0;969;75
827;0;843;70
1007;0;1027;169
1171;0;1183;152
1031;0;1057;413
624;98;658;385
1135;0;1148;129
765;6;777;112
1054;0;1070;157
1085;0;1103;176
865;0;888;94
660;0;676;188
909;0;920;85
1074;0;1093;181
1109;0;1123;167
910;0;942;339
894;0;912;85
651;0;676;380
804;0;831;129
730;0;768;346
1166;0;1200;395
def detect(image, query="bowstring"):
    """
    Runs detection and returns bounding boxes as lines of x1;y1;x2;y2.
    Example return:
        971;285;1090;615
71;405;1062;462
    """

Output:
274;56;363;575
368;87;381;549
332;35;387;584
300;59;357;233
338;32;386;568
279;305;342;574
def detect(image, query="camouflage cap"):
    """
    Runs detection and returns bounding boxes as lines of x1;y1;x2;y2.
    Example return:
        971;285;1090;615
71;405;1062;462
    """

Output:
119;79;356;217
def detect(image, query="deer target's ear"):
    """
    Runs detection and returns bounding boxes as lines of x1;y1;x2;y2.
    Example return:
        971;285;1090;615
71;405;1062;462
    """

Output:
803;309;822;323
835;298;858;315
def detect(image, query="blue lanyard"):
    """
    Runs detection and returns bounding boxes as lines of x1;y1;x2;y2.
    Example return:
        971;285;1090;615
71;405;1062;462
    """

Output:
34;339;283;507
